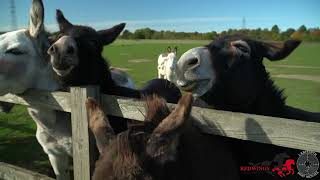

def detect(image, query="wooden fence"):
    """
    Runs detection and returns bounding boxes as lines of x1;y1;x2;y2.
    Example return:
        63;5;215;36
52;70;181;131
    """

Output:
0;86;319;180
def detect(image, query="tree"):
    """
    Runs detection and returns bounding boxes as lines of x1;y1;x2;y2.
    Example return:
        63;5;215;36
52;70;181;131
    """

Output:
281;28;295;40
271;25;280;40
132;29;146;39
121;29;133;39
298;25;307;33
271;25;280;34
118;25;319;42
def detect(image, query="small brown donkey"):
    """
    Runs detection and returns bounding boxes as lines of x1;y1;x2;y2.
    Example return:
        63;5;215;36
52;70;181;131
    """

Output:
86;93;239;180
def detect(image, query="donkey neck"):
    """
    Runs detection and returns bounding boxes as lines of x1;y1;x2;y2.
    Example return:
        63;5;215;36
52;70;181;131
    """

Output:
95;57;141;98
203;73;286;117
252;76;286;117
89;56;117;92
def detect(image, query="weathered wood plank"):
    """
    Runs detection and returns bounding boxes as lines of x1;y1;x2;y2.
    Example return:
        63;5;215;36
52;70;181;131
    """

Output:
100;94;320;152
71;87;100;180
0;90;319;152
0;162;54;180
0;89;70;112
190;106;320;153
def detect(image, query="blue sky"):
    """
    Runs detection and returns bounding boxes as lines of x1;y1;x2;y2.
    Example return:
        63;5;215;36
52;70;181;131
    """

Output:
0;0;319;32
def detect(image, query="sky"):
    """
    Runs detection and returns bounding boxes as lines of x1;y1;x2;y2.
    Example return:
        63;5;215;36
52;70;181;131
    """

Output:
0;0;319;33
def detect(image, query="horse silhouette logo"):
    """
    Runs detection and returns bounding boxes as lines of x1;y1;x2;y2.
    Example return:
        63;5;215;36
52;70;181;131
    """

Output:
272;159;295;178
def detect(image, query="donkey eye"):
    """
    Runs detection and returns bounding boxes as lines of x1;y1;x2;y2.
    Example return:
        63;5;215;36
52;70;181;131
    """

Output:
5;48;25;55
234;44;249;53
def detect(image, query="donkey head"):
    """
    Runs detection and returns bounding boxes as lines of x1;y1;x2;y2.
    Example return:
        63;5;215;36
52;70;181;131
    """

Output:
86;93;193;180
0;0;51;95
48;10;125;79
175;35;301;99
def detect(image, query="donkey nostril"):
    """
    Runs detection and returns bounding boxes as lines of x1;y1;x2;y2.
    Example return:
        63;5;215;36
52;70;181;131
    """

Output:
66;46;74;55
187;58;199;67
48;45;57;55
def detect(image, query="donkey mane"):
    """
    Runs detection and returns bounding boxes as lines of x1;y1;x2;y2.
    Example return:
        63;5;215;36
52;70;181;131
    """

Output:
94;132;146;180
93;95;175;180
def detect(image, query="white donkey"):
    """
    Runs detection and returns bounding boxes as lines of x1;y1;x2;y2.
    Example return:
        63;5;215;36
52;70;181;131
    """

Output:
0;0;71;179
157;46;178;82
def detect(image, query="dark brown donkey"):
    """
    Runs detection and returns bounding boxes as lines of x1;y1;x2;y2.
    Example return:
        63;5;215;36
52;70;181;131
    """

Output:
176;35;320;122
48;10;181;133
175;35;318;180
86;93;239;180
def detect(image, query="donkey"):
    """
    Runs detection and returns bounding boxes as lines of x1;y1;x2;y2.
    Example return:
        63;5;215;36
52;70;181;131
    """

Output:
175;35;320;122
48;10;182;133
175;35;320;180
157;46;178;82
0;1;75;179
86;93;239;180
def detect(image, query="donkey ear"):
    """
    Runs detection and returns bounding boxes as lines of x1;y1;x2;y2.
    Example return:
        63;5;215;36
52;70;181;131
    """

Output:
86;97;115;155
146;93;193;164
56;9;73;32
167;46;172;53
173;46;178;54
257;39;301;61
98;23;126;45
28;0;44;37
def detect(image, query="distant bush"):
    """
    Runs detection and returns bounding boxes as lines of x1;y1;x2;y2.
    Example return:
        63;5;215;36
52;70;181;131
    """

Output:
120;25;320;41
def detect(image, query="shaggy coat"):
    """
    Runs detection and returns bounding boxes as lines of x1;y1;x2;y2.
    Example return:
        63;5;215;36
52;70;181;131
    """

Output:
86;94;240;180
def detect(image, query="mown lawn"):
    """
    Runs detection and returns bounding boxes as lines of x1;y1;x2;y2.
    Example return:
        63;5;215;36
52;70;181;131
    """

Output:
0;40;319;175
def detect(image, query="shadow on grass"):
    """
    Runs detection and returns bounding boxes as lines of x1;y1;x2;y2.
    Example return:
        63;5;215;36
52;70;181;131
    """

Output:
0;136;54;177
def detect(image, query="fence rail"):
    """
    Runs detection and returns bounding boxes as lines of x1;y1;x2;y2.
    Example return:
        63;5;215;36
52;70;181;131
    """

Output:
0;162;54;180
0;87;319;180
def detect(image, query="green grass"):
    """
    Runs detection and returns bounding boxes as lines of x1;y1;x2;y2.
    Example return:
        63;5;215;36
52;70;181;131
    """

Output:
0;106;53;175
273;78;320;112
103;40;207;86
0;40;319;175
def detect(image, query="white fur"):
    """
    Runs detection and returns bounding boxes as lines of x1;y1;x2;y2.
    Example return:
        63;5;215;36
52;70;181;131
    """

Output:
53;66;75;77
0;30;71;180
0;2;72;179
157;52;177;82
176;47;215;97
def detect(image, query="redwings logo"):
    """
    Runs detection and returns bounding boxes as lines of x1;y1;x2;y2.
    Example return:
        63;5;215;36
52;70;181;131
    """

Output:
241;152;320;178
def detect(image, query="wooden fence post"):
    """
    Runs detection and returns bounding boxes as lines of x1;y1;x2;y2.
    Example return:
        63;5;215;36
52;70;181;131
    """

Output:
71;86;100;180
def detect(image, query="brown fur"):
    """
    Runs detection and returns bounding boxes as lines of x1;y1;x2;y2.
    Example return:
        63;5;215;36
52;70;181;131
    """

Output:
87;94;239;180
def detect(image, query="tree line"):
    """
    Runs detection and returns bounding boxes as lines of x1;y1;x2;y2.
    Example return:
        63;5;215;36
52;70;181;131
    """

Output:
1;25;319;41
120;25;320;41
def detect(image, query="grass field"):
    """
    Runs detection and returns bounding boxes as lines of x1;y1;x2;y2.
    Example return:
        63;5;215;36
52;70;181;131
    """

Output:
0;40;319;175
